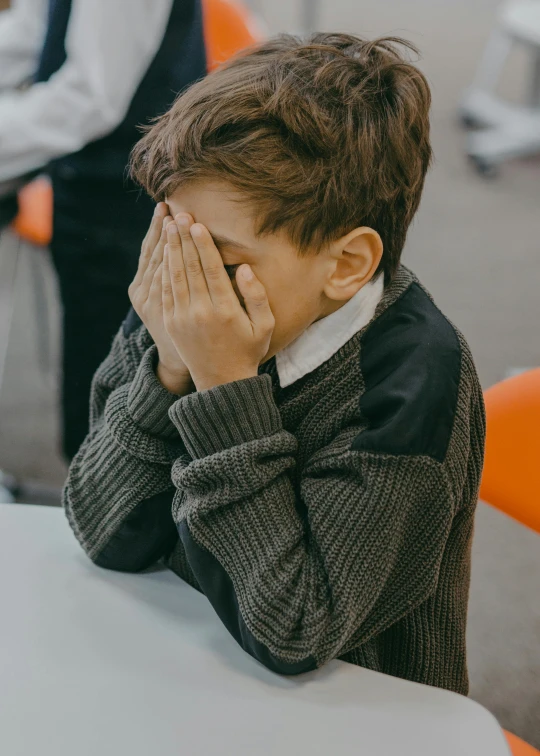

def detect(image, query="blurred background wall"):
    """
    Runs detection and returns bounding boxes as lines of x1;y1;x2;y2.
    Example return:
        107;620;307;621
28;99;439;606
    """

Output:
0;0;538;746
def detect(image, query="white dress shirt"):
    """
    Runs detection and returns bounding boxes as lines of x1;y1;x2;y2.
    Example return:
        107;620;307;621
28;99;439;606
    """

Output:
0;0;174;182
276;274;385;388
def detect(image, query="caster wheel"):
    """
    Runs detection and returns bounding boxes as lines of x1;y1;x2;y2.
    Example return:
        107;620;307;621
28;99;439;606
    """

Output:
468;155;499;178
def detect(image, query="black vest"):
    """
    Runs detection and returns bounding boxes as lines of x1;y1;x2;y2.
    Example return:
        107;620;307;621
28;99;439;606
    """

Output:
35;0;207;183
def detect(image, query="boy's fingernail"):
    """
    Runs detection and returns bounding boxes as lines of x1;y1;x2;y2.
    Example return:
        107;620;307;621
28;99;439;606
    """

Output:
240;265;254;281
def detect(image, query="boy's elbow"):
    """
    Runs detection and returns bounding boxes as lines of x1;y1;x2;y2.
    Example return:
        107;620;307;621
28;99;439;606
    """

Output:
253;651;317;676
90;545;156;573
240;631;318;676
88;536;157;574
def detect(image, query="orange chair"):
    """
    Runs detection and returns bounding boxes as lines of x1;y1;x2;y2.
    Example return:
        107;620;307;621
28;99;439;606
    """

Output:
480;368;540;756
480;368;540;534
12;176;53;246
202;0;264;72
505;731;540;756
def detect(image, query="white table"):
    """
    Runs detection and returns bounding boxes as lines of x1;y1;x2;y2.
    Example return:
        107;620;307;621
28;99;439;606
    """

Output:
0;504;509;756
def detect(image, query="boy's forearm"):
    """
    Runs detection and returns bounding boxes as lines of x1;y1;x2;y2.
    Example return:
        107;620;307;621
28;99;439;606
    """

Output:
167;375;324;670
168;374;315;673
64;392;177;566
65;322;185;568
168;375;454;672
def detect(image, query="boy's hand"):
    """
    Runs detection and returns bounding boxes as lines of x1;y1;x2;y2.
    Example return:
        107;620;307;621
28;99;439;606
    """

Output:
162;214;275;392
128;204;193;395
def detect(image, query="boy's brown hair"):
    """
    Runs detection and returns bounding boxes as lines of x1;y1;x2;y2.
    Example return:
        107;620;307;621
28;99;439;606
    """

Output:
131;33;432;282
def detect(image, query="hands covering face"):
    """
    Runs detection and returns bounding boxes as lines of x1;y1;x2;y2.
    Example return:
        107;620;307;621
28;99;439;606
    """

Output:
130;204;275;394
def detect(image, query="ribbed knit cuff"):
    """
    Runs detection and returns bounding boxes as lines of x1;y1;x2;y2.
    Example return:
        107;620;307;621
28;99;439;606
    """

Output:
105;383;184;464
168;374;282;459
126;346;181;440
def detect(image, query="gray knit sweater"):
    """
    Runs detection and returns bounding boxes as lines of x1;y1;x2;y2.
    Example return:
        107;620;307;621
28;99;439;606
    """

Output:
64;266;485;693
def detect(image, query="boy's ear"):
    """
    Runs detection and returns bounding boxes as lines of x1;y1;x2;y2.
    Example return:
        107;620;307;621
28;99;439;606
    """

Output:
324;227;383;302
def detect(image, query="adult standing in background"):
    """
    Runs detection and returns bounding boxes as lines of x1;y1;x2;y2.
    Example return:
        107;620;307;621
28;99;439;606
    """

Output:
0;0;207;460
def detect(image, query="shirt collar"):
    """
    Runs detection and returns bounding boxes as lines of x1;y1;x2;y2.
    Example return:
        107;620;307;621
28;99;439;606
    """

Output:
275;275;384;388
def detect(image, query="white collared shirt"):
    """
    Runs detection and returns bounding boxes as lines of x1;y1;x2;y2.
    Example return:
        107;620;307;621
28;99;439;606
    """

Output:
0;0;174;182
275;275;384;388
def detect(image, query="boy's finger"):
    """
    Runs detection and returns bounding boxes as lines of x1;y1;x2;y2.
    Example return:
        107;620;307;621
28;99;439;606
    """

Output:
143;204;168;262
236;265;275;335
175;214;209;301
151;216;172;265
148;260;163;304
133;205;166;286
166;221;189;306
145;203;168;251
162;245;175;317
140;217;171;293
190;223;236;305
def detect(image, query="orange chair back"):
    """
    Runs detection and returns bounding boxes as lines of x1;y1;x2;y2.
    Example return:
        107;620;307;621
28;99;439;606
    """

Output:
480;368;540;533
202;0;264;72
12;176;53;246
505;730;540;756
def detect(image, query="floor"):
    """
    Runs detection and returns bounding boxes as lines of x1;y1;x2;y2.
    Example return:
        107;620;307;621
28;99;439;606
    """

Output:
0;0;539;746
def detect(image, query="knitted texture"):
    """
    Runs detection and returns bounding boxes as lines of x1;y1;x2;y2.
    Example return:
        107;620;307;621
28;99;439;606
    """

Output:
127;345;183;440
64;325;184;558
64;266;485;693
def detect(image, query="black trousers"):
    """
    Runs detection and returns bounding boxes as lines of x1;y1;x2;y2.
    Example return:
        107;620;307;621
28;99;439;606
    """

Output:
50;177;154;461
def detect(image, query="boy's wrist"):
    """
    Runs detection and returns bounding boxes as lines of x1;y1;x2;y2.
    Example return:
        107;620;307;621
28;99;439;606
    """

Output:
156;360;193;396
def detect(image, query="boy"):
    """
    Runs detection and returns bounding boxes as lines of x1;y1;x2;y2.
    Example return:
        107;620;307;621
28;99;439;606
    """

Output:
64;33;485;693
